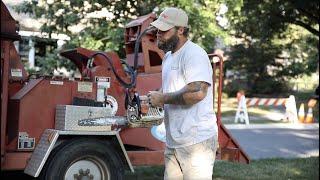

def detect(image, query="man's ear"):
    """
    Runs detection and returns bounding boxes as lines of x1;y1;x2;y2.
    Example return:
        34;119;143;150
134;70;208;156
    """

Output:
177;27;184;36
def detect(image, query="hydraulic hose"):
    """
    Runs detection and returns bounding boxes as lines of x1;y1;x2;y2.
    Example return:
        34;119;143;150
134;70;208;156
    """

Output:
88;26;155;89
88;52;135;88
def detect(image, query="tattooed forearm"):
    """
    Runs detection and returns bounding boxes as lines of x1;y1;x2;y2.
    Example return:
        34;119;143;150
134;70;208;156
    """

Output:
164;81;209;105
164;90;186;104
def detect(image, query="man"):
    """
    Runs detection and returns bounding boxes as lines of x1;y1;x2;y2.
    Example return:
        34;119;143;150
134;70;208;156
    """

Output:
148;7;219;180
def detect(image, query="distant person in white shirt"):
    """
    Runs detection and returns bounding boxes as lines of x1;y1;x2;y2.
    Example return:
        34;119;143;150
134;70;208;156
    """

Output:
148;7;219;180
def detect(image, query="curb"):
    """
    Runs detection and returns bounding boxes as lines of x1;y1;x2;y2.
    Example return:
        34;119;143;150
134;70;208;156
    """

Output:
224;123;319;130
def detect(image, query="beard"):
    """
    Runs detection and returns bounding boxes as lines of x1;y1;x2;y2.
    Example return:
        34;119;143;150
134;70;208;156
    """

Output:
157;33;179;53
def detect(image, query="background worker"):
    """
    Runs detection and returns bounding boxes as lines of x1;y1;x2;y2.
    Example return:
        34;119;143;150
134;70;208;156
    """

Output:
148;7;219;180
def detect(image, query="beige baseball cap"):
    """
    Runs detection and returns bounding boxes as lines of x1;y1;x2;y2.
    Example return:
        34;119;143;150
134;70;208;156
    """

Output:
150;7;188;31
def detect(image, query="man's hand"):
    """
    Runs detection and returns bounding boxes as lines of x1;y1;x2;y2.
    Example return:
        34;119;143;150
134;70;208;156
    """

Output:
147;91;165;107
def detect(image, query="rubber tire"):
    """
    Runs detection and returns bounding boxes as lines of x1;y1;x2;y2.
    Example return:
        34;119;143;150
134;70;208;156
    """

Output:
39;138;125;180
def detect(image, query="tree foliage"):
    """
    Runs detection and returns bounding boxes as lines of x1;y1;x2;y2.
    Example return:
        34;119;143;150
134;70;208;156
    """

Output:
14;0;241;74
13;0;319;95
225;0;319;95
14;0;239;53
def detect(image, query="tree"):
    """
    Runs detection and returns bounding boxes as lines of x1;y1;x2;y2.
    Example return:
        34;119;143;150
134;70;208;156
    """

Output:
14;0;241;65
225;0;319;95
15;0;318;96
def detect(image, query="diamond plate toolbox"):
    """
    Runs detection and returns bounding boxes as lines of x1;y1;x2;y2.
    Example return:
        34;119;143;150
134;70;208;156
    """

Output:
55;105;112;131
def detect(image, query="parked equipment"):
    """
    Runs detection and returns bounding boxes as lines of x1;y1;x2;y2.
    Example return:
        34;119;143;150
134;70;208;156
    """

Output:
1;2;249;179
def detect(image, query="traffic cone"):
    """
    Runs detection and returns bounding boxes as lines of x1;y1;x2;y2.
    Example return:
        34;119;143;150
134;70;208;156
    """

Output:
298;103;305;123
305;107;314;123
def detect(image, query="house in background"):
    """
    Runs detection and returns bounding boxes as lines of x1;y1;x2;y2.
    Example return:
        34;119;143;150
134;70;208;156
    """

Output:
3;0;70;71
15;31;69;70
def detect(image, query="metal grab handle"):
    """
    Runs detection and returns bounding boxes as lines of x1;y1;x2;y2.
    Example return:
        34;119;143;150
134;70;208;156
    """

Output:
139;95;148;101
207;53;224;127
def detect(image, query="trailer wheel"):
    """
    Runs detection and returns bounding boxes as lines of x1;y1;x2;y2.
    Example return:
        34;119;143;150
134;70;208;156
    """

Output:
39;138;124;180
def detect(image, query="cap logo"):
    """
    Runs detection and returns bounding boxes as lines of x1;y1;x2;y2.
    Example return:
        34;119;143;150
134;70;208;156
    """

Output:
161;14;169;19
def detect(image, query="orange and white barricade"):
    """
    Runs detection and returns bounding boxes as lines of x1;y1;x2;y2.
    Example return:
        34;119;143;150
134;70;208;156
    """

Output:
245;95;298;123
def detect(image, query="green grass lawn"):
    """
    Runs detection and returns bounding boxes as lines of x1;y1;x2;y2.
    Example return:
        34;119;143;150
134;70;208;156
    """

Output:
125;156;319;180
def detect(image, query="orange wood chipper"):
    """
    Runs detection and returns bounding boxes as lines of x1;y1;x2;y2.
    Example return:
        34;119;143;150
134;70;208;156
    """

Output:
1;2;249;179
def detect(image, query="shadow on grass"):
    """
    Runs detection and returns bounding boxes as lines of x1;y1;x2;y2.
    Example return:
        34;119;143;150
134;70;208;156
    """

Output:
124;157;319;180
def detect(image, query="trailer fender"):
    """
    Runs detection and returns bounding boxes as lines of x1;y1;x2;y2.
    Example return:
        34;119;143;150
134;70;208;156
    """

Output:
24;129;134;177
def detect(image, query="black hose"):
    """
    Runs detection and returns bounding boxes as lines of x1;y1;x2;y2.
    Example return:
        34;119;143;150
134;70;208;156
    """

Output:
88;26;154;89
88;52;135;88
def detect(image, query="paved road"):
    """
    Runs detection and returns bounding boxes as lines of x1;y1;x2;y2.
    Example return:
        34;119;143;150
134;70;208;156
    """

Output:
225;123;319;159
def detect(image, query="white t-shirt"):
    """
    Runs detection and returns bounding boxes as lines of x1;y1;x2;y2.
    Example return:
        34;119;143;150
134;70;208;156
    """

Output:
162;40;218;148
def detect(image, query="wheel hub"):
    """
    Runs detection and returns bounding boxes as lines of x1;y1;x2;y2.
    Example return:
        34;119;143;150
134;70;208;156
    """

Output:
64;158;109;180
74;169;94;180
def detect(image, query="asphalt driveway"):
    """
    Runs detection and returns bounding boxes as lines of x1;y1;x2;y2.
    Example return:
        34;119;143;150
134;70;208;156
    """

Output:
225;123;319;159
